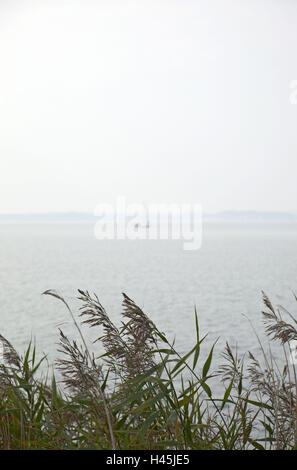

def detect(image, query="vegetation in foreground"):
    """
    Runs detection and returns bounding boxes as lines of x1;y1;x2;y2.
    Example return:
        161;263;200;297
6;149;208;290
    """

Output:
0;289;297;450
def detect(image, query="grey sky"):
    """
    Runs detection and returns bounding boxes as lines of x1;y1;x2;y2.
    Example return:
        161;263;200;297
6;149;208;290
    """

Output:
0;0;297;214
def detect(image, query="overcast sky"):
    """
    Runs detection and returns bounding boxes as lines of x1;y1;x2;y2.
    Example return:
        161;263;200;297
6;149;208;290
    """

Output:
0;0;297;214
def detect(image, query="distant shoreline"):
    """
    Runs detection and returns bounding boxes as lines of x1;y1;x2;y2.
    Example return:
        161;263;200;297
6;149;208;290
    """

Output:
0;211;296;224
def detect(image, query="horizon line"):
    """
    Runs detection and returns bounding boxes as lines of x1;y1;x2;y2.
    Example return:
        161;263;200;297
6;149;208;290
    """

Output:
0;210;296;218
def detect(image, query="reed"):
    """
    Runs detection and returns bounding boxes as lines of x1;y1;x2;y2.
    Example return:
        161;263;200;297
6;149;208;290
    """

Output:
0;290;296;450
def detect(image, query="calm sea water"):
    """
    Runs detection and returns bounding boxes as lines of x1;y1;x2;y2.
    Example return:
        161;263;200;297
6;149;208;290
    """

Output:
0;221;296;371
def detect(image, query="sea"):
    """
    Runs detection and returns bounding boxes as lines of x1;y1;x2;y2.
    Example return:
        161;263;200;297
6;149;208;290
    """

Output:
0;219;296;378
